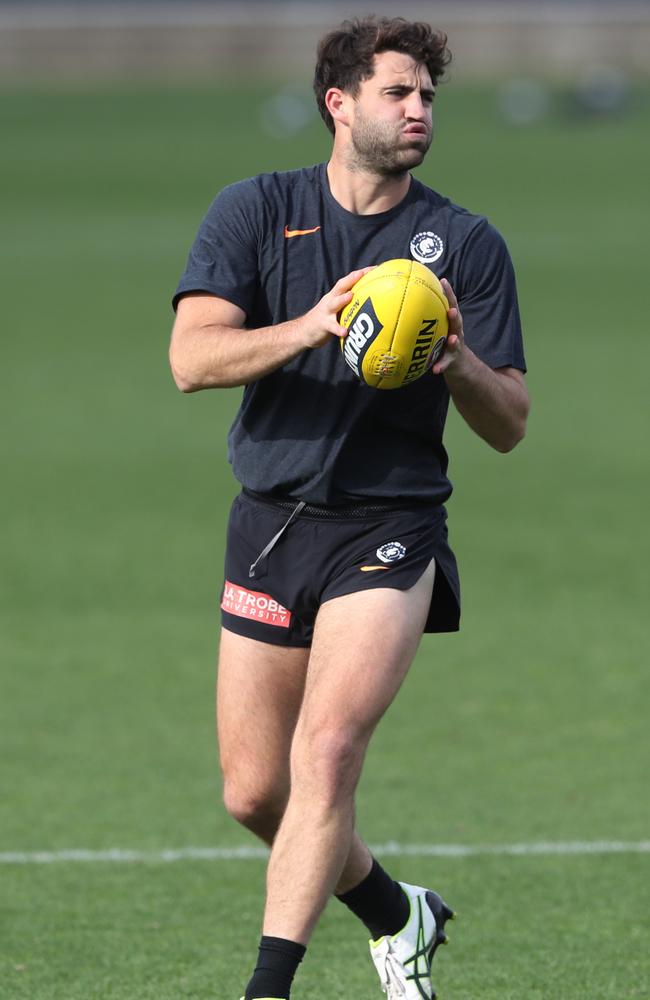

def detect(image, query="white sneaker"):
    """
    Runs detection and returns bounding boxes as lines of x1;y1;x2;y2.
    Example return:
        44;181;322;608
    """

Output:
369;882;455;999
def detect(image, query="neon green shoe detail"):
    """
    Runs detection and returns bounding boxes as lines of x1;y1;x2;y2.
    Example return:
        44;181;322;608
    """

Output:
370;882;455;999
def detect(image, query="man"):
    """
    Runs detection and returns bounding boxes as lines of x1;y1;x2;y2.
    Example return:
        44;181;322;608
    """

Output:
170;15;529;1000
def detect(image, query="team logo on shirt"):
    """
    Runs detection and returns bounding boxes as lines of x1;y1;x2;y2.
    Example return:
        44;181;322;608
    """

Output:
376;541;407;564
410;231;444;264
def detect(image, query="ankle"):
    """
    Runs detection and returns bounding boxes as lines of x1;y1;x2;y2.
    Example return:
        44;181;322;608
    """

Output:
244;935;306;1000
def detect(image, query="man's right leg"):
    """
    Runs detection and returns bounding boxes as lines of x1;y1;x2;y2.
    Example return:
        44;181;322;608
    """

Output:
216;627;305;844
216;627;373;884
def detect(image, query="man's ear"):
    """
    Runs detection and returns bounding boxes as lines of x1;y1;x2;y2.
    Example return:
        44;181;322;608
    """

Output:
325;87;351;128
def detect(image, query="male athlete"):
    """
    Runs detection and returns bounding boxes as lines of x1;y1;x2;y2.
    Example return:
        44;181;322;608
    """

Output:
170;16;529;1000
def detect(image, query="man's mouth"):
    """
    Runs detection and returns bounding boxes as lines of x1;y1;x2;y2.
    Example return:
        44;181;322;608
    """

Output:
402;125;429;138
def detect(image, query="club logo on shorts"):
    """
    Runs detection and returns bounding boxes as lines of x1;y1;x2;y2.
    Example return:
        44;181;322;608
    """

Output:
410;231;444;264
376;541;407;564
221;580;291;627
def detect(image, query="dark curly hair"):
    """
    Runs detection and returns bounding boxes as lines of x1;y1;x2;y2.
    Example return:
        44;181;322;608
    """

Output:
314;16;452;135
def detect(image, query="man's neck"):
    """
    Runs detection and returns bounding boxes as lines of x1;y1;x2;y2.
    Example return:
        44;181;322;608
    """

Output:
326;157;411;216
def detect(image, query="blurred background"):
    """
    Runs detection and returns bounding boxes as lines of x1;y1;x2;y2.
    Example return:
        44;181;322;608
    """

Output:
1;3;649;999
2;0;650;81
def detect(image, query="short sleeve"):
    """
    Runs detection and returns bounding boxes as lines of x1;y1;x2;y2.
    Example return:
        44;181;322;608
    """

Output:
172;179;261;316
455;220;526;372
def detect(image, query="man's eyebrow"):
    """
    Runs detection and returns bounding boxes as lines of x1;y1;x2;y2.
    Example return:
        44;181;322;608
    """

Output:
381;84;436;98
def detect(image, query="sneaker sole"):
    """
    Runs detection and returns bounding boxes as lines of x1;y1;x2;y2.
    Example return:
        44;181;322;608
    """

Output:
424;890;456;998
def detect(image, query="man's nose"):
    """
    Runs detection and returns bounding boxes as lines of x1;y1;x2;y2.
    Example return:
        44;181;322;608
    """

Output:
404;92;427;119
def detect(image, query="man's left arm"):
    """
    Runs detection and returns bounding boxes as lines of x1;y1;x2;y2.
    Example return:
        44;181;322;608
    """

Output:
432;278;530;453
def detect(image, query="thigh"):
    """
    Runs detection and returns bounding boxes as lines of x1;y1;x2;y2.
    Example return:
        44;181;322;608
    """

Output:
217;627;309;789
297;559;436;751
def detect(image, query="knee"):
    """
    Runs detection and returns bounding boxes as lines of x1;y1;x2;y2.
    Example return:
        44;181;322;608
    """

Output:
293;725;366;804
222;776;287;836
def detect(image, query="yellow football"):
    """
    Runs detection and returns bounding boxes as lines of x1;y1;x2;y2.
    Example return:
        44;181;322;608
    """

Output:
339;259;449;389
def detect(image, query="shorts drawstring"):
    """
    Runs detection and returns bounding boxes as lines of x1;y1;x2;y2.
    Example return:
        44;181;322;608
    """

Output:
248;501;306;579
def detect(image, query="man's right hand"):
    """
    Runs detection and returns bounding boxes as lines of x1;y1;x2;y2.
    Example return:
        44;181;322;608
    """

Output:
170;268;374;391
297;268;374;349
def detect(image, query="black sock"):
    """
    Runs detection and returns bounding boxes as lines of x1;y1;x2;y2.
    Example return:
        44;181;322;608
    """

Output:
244;935;306;1000
336;857;410;940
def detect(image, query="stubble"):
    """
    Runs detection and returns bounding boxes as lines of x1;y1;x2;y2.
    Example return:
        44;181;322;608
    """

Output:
346;106;431;177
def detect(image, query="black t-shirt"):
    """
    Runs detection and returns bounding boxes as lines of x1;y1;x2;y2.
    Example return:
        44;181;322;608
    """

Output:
173;163;526;505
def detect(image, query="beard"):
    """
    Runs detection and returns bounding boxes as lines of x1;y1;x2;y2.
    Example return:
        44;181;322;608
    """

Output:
347;106;432;177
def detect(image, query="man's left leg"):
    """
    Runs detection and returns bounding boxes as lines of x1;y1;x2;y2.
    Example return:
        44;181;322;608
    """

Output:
262;562;435;943
243;560;452;999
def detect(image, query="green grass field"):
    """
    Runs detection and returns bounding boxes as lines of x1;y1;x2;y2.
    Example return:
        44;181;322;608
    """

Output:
1;79;649;999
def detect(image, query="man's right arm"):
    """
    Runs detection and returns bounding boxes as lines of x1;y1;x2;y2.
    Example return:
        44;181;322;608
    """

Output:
169;269;370;392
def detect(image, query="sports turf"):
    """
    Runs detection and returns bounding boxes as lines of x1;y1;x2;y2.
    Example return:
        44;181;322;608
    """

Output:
1;80;649;999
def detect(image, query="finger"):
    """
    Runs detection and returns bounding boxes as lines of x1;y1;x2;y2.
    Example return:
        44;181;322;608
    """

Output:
440;277;458;309
432;355;453;375
333;290;354;315
349;265;375;279
441;286;463;340
431;335;460;374
330;315;350;338
335;267;374;292
441;283;463;331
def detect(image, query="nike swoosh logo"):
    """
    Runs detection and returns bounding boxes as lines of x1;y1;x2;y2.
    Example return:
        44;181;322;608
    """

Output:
359;565;391;572
284;225;321;238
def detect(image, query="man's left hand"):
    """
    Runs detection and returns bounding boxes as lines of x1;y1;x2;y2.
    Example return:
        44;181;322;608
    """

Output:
431;278;466;376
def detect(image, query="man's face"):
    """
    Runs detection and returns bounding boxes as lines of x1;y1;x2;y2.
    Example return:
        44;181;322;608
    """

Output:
346;51;435;176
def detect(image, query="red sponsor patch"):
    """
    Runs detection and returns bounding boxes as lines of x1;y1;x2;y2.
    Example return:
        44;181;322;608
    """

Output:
221;580;292;628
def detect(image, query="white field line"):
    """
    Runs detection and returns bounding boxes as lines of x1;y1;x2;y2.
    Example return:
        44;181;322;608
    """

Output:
1;841;649;865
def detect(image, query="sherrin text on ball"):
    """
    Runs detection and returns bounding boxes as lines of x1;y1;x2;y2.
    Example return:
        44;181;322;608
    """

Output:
339;259;449;389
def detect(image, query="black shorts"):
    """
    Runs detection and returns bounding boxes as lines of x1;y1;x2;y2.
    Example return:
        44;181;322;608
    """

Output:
220;489;461;647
